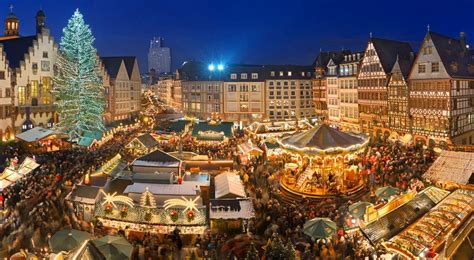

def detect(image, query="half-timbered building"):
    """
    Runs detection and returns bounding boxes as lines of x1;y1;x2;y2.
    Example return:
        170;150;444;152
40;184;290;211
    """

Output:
357;37;413;136
387;55;414;136
408;31;474;146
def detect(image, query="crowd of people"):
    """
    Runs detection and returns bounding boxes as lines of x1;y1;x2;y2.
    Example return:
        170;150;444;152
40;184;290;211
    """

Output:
0;127;141;257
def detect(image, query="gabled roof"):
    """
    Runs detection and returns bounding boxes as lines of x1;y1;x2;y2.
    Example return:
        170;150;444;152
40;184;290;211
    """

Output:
214;172;246;199
312;50;351;68
136;133;159;148
101;56;137;79
370;37;414;74
16;127;64;142
133;149;181;168
391;55;415;80
428;31;474;78
0;35;36;68
69;240;106;260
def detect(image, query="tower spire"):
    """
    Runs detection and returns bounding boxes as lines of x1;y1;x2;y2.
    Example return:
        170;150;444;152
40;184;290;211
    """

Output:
9;4;13;13
427;24;430;32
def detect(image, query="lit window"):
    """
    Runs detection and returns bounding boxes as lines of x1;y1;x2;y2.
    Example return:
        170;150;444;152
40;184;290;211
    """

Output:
418;64;426;73
31;80;38;98
271;71;275;77
288;71;292;76
230;73;237;79
301;72;305;76
279;71;284;76
241;73;247;79
251;73;258;79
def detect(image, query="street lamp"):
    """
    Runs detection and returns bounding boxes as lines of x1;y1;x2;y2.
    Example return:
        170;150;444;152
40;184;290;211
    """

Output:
208;64;215;71
217;64;224;71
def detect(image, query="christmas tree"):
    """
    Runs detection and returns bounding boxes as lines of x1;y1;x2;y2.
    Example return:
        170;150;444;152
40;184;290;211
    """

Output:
245;242;260;260
53;9;105;142
140;187;157;208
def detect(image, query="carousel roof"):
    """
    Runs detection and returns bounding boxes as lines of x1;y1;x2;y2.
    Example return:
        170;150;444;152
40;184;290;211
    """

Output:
278;124;367;154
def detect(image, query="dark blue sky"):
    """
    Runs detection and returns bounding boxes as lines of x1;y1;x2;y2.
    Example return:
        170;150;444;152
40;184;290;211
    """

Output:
7;0;474;73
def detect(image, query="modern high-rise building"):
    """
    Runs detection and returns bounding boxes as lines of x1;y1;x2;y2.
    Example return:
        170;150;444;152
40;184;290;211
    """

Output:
148;37;171;75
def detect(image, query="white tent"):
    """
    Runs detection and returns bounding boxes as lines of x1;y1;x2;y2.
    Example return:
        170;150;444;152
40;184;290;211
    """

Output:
423;150;474;185
214;172;246;199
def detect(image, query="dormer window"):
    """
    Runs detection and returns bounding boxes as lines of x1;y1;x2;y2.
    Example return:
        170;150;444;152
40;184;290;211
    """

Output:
230;73;237;79
251;73;258;79
279;71;284;76
301;72;305;77
241;73;247;79
271;71;275;77
288;71;292;76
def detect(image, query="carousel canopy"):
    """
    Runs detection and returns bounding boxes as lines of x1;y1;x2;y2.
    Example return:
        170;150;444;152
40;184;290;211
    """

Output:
423;150;474;185
278;124;368;155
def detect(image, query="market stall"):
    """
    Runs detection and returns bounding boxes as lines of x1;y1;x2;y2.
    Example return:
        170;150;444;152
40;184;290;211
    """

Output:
16;127;70;152
0;157;40;191
237;141;263;165
125;133;159;156
423;150;474;189
191;120;234;143
383;189;474;259
277;124;369;197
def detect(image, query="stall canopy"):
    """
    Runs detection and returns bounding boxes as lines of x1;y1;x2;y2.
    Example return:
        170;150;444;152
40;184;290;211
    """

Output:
0;157;40;191
69;240;105;260
423;150;474;185
278;124;368;155
192;121;233;141
238;141;263;157
132;149;181;170
210;199;255;220
16;127;65;142
168;120;191;133
214;172;246;199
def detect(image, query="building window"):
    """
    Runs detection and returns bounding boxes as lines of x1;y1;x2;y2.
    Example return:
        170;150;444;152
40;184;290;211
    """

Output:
288;71;292;76
418;64;426;73
42;51;48;58
31;80;39;97
228;85;236;92
230;73;237;79
251;73;258;79
301;72;305;77
279;71;284;76
241;73;247;79
251;85;259;92
431;62;439;73
0;71;5;80
18;86;25;105
270;71;275;77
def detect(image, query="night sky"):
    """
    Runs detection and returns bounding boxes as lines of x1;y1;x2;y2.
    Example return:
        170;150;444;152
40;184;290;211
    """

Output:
8;0;474;72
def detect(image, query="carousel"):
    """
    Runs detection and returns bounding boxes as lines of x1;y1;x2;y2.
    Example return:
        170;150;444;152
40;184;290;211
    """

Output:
278;124;369;198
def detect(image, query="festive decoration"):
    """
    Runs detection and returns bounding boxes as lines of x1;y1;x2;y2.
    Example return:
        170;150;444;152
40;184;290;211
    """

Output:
169;210;178;222
144;212;152;222
120;207;128;218
164;196;200;212
245;242;259;260
104;203;113;215
101;191;134;208
140;187;157;208
186;210;195;222
53;9;105;142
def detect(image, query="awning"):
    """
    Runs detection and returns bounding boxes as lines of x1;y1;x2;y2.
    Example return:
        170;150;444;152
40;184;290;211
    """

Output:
16;127;64;142
423;150;474;185
210;199;255;220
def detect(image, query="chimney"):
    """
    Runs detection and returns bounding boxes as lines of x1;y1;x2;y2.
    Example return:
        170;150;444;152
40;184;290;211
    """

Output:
460;32;467;51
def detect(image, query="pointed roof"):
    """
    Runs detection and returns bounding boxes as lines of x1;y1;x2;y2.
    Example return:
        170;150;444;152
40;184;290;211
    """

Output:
391;54;415;79
101;56;137;79
135;133;159;149
312;50;351;68
370;37;414;74
428;31;474;78
0;35;36;68
278;124;368;155
69;240;106;260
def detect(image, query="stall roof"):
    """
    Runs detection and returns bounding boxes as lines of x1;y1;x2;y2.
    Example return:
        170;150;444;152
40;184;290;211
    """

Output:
77;130;104;147
192;121;233;141
67;185;102;204
69;240;105;260
238;141;263;155
210;199;255;220
214;172;246;199
135;133;159;148
361;187;449;244
423;150;474;185
123;182;201;196
132;149;181;168
16;127;63;142
386;189;474;257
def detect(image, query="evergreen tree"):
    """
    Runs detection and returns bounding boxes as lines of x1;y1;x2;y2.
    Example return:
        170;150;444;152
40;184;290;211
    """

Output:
140;187;157;208
245;242;260;260
53;9;105;141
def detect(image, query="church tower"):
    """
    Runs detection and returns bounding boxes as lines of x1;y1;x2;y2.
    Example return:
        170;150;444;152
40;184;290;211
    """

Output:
36;9;46;34
4;4;19;37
